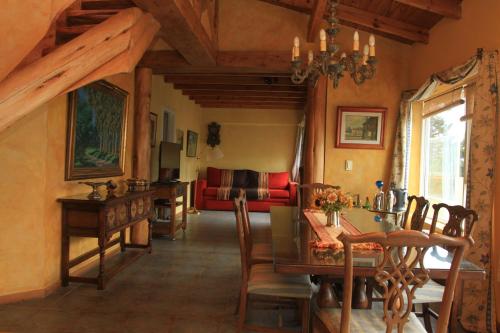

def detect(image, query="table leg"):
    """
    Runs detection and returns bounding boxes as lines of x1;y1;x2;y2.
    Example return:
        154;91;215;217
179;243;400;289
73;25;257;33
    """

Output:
147;217;153;254
450;276;463;333
182;190;188;231
352;277;369;309
317;278;340;308
97;237;106;290
170;199;176;240
120;230;126;252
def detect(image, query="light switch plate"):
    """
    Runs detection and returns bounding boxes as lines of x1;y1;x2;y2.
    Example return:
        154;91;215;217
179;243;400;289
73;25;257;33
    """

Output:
345;160;353;171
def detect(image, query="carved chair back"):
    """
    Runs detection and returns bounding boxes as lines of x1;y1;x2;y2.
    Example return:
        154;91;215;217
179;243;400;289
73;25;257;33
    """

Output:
338;230;471;333
233;193;251;285
402;195;430;231
429;203;478;239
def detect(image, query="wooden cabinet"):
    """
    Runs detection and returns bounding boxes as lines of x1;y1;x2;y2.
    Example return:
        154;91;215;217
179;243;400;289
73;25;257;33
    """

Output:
58;190;154;290
152;182;188;239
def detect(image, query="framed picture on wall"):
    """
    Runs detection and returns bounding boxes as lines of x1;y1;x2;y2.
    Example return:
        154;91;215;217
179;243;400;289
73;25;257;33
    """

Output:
336;106;386;149
65;80;128;180
150;113;157;148
176;129;184;150
186;130;198;157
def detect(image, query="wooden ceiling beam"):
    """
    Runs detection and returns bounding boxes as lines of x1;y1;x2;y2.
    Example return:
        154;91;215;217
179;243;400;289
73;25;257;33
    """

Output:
307;0;327;42
181;90;305;98
132;0;216;65
139;50;300;73
199;103;304;110
164;74;297;86
173;83;306;92
81;0;136;10
394;0;461;19
257;0;429;44
189;95;306;101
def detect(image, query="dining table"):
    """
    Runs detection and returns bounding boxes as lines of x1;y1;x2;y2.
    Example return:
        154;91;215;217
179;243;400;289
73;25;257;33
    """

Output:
269;206;486;314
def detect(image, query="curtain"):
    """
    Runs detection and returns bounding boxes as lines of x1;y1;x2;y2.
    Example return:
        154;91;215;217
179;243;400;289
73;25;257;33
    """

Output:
390;50;481;189
390;49;497;331
461;50;498;333
390;92;414;189
292;116;305;182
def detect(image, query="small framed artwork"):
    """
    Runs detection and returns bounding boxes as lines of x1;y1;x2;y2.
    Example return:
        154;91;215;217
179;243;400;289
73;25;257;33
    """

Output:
186;130;198;157
150;113;157;148
65;80;128;180
336;106;386;149
176;129;184;150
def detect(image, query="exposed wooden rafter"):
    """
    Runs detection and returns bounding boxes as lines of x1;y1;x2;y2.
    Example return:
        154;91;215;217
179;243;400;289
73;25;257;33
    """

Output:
139;50;302;73
307;0;327;42
132;0;216;66
394;0;461;19
0;8;160;132
164;74;296;86
258;0;429;44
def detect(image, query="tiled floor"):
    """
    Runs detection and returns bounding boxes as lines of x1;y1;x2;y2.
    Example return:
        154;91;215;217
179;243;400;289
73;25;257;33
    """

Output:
0;210;271;333
0;210;465;333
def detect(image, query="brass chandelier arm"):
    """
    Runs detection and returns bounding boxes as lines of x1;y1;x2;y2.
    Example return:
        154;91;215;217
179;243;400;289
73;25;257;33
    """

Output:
290;0;377;88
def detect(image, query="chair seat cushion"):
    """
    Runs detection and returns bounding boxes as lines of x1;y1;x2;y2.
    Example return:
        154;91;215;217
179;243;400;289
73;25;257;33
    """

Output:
413;279;445;304
248;264;312;299
251;243;273;264
315;303;426;333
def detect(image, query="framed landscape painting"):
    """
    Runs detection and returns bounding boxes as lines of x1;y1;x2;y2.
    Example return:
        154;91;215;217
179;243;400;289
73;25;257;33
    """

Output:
186;130;198;157
65;80;129;180
336;106;386;149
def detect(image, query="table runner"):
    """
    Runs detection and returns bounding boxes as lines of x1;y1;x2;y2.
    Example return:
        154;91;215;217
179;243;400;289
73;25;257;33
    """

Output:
304;209;381;251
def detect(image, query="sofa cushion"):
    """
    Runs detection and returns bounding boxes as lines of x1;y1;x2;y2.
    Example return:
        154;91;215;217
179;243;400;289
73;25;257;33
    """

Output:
204;187;218;197
269;172;289;189
207;167;221;187
232;169;248;188
269;189;290;199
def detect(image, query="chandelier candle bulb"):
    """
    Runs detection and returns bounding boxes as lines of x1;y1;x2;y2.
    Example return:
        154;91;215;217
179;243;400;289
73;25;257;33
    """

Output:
308;50;314;65
293;37;300;58
319;29;327;52
353;31;359;51
369;34;376;57
341;52;347;59
363;44;369;64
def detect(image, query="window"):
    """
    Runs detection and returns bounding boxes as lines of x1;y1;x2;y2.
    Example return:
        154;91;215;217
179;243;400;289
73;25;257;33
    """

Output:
420;99;469;226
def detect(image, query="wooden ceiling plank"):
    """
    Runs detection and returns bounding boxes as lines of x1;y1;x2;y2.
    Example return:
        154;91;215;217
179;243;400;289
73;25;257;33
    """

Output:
393;0;461;19
181;90;305;97
81;0;136;10
199;103;304;110
189;95;306;101
307;0;328;42
173;83;306;92
132;0;216;65
139;50;300;73
257;0;429;43
164;75;297;86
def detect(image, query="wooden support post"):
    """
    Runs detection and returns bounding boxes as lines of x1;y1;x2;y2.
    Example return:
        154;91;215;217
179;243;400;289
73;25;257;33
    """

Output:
303;84;316;205
313;76;327;183
131;67;153;244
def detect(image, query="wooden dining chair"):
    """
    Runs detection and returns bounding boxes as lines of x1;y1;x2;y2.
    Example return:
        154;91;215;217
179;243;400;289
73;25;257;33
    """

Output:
237;189;273;265
234;195;313;333
412;203;478;332
313;230;472;333
401;195;430;231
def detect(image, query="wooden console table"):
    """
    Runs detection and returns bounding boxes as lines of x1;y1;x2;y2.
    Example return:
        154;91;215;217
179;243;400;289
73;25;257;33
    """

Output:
58;190;154;290
151;181;188;239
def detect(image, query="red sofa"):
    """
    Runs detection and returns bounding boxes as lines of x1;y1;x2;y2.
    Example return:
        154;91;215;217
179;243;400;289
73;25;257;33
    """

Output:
195;167;297;212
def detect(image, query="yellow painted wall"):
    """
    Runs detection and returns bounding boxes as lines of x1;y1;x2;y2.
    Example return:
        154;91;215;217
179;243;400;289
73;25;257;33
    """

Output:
0;73;135;298
407;0;500;319
150;77;203;203
199;108;301;175
323;32;411;201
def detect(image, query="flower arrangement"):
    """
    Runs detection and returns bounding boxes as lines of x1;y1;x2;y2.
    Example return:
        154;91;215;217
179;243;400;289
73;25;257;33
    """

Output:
313;188;354;214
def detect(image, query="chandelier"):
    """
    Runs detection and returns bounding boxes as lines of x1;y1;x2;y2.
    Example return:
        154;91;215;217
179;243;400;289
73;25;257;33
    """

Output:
291;0;377;88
